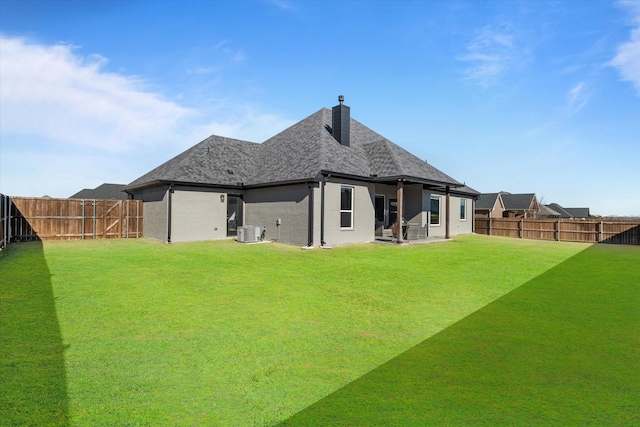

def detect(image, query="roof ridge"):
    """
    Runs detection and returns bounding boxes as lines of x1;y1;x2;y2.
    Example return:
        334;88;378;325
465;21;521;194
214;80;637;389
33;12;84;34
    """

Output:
381;138;405;175
316;109;330;173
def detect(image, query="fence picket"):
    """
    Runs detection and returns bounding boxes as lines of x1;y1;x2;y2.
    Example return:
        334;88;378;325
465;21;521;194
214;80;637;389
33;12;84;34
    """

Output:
475;217;639;245
5;196;143;242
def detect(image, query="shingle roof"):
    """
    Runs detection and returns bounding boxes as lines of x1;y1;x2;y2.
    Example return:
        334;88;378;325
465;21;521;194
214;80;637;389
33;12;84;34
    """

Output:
539;204;562;217
546;204;590;219
451;185;480;196
501;193;536;210
70;183;128;200
127;107;464;190
547;203;572;218
476;193;501;210
127;136;260;188
564;207;590;218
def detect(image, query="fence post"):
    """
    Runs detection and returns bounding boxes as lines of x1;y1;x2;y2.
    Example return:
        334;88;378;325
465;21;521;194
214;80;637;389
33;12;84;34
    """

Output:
488;217;492;236
92;200;97;239
81;199;85;240
519;219;524;238
8;197;12;244
597;221;604;243
137;200;140;238
2;195;6;248
556;220;561;241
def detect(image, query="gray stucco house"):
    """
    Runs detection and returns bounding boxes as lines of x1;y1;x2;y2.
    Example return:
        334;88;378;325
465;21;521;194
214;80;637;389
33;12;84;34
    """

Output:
124;97;478;246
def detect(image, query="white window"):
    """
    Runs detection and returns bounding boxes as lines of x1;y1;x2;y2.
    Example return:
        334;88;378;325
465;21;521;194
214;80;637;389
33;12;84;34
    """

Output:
430;195;441;226
460;199;467;221
340;186;354;229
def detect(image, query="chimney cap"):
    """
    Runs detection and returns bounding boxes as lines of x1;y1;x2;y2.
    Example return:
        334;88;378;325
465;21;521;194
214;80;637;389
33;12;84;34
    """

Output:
338;95;344;104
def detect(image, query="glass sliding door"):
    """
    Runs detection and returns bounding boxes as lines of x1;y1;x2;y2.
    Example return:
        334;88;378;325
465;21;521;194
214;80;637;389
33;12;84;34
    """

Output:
226;195;243;236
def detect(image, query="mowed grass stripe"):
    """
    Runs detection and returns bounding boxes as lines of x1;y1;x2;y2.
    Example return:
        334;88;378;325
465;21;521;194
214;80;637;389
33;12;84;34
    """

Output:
280;243;640;426
3;235;586;425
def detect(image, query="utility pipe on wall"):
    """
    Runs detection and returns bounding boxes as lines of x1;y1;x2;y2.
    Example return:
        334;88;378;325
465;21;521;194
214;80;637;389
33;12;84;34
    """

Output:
307;182;314;247
445;186;450;239
396;179;404;244
320;175;327;246
167;184;174;243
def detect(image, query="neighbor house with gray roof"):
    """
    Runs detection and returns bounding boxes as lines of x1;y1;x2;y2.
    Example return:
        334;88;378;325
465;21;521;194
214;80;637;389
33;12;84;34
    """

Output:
124;97;478;246
544;203;590;219
500;192;539;218
475;193;505;218
70;183;128;200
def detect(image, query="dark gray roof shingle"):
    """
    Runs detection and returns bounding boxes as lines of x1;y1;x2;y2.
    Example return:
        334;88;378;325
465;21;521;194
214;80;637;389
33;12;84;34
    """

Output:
127;107;464;190
127;136;260;188
70;183;128;200
501;193;536;210
476;193;501;210
564;207;590;218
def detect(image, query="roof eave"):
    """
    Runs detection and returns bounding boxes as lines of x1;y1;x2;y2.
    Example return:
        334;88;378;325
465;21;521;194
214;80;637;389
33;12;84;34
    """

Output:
124;179;246;192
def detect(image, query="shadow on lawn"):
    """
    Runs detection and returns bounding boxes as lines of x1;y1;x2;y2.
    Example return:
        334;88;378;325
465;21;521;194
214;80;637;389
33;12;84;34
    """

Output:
0;242;69;426
279;244;640;426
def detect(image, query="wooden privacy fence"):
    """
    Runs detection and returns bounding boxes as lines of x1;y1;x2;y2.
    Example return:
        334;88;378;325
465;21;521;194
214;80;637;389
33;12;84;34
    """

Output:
4;196;143;242
1;194;8;249
475;217;640;245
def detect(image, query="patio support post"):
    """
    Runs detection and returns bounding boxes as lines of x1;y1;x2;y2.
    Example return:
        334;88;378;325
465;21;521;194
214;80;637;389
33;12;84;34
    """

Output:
397;179;404;244
445;186;450;239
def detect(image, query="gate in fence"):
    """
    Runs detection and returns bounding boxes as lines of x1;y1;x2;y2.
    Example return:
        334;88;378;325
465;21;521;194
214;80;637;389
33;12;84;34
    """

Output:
1;196;143;243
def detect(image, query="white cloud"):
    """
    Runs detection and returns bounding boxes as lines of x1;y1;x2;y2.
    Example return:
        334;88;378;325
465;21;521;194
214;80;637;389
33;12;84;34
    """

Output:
0;36;195;152
264;0;297;11
188;107;294;145
610;1;640;95
459;23;530;88
566;81;589;111
0;36;294;198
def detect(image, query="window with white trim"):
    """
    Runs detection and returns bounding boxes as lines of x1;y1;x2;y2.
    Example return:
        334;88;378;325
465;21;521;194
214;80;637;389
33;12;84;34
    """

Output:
460;199;467;221
430;195;440;225
340;186;354;229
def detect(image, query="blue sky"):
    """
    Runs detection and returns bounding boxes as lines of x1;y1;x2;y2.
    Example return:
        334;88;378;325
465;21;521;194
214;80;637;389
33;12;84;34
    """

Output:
1;0;638;216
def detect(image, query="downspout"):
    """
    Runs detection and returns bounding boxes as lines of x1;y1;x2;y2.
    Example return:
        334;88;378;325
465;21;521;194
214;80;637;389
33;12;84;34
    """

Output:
472;199;476;233
320;174;327;246
167;184;174;243
307;182;314;247
445;186;451;239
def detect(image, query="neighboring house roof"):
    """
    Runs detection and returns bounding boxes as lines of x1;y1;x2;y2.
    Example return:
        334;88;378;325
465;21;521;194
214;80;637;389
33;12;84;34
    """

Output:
127;107;471;193
564;207;590;218
501;193;537;210
546;203;572;218
539;204;562;217
547;203;590;218
476;193;502;210
70;183;128;200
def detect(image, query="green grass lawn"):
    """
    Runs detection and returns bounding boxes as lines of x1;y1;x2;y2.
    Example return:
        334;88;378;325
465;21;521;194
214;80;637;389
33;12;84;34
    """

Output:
1;235;637;425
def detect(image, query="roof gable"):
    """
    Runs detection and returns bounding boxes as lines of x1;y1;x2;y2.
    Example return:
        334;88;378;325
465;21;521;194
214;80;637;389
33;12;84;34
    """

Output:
476;193;503;210
501;193;537;210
